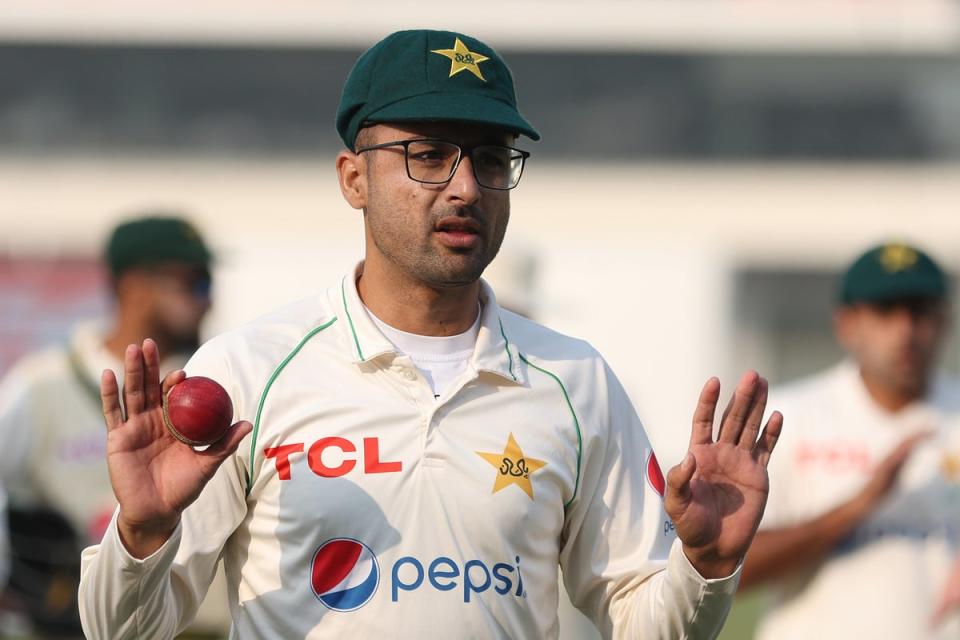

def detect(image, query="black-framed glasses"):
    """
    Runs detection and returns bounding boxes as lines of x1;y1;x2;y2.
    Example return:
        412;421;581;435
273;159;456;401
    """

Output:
355;138;530;190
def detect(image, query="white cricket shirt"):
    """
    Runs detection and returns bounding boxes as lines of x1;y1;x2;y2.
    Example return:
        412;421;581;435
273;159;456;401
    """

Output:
79;265;739;639
758;360;960;640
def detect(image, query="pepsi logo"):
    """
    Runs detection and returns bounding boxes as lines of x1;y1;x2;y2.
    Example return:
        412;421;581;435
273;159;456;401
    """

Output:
646;451;665;497
310;538;380;611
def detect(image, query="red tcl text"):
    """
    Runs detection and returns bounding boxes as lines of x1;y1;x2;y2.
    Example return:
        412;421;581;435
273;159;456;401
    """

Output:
264;437;402;479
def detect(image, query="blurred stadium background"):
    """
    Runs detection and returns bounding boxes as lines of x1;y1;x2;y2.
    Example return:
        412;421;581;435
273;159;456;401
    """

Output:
2;1;960;637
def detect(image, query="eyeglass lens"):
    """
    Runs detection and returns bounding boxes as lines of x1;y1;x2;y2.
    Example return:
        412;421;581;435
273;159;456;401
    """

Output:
405;140;525;189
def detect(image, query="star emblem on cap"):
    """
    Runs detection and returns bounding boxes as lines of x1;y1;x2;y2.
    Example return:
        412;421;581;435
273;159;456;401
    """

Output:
431;37;490;81
879;244;918;273
477;433;547;499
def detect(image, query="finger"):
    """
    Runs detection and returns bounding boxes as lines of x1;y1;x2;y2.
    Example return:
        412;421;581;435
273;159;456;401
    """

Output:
690;377;720;447
738;377;769;450
888;443;915;469
718;370;759;444
883;432;932;470
666;452;697;507
754;411;783;467
717;387;736;431
142;338;162;409
885;442;922;476
902;430;934;451
122;343;146;416
100;369;124;431
161;370;187;397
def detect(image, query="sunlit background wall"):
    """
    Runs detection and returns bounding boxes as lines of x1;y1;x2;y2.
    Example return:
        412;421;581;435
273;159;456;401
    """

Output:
2;2;960;637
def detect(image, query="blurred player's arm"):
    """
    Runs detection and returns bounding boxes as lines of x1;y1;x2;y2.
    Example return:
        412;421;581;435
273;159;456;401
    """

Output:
0;364;40;504
0;364;44;590
78;339;250;640
739;431;927;589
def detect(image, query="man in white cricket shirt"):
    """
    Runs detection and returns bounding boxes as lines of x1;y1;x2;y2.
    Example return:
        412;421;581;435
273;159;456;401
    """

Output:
741;242;960;640
78;29;784;639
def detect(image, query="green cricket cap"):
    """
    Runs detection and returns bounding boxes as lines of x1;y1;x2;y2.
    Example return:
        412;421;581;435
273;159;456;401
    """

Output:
336;29;540;150
105;216;212;277
840;242;948;305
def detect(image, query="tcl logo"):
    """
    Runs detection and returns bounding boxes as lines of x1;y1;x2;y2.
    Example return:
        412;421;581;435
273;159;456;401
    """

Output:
264;437;402;480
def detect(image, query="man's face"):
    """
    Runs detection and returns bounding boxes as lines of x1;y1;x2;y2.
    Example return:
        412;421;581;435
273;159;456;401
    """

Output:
141;263;212;352
836;297;949;398
350;122;514;289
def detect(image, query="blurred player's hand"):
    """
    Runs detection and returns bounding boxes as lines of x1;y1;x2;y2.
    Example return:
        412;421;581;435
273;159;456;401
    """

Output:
851;431;929;517
665;371;783;579
100;339;251;559
932;555;960;628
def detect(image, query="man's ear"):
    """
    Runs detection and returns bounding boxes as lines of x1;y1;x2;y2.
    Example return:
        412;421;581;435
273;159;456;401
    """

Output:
337;149;367;210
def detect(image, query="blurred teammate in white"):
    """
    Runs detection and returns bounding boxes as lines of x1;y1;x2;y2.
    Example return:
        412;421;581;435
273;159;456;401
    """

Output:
742;242;960;639
0;215;229;638
79;29;783;639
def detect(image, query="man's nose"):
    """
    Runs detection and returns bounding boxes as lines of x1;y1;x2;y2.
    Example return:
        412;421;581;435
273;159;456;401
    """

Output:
444;154;481;205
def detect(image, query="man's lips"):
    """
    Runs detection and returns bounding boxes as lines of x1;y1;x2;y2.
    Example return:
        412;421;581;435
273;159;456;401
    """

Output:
435;217;482;234
434;217;482;249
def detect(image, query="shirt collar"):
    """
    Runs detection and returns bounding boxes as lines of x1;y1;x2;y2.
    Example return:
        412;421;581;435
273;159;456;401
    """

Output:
473;280;526;385
70;321;121;380
338;264;395;363
337;262;526;386
67;321;190;409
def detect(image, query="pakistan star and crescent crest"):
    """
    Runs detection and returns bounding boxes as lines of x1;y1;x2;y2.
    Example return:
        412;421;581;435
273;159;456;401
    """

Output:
431;37;490;81
879;244;919;273
477;433;547;499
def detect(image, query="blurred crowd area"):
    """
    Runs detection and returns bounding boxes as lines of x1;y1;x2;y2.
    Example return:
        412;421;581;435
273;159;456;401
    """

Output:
2;1;960;638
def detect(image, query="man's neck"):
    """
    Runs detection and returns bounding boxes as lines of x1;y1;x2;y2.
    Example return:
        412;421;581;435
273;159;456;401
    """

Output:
356;259;481;337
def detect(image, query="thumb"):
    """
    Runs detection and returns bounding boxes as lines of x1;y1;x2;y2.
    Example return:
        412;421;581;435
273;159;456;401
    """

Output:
666;452;697;506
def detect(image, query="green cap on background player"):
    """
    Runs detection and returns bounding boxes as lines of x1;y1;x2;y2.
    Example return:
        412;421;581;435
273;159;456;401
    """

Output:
105;216;212;277
840;242;948;305
336;29;540;150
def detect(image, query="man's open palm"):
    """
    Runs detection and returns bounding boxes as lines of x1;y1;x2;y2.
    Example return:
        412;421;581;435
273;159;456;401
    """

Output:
665;372;783;578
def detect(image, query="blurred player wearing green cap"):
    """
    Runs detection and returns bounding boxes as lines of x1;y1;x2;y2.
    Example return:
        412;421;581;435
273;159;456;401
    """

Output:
741;242;960;639
0;214;227;637
78;30;783;639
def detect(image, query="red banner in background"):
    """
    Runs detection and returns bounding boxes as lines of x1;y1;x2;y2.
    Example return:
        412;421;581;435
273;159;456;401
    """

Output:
0;257;108;376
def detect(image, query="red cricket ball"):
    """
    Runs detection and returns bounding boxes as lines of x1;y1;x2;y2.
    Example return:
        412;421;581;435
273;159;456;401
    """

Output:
162;376;234;446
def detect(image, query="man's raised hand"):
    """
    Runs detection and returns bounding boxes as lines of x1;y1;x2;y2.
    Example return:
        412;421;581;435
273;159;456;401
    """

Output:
101;338;251;558
664;371;783;578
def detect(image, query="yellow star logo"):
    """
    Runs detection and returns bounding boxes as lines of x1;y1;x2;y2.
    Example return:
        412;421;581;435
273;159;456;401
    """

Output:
431;37;490;81
942;452;960;481
879;244;918;273
477;433;547;499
